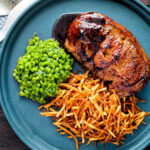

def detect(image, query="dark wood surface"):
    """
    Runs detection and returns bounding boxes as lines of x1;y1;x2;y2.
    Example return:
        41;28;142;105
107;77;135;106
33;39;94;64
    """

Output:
0;106;30;150
0;0;150;150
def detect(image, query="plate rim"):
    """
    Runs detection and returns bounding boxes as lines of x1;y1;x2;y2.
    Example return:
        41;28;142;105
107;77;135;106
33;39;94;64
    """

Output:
0;1;58;150
0;0;150;150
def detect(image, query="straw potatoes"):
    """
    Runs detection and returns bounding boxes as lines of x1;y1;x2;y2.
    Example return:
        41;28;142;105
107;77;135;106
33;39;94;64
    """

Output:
39;72;149;150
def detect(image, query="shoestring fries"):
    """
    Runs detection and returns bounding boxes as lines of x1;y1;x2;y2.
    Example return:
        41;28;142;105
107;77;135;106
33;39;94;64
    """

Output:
39;72;149;150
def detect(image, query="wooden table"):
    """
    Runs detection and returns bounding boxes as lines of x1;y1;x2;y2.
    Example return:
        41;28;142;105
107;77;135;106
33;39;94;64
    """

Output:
0;105;30;150
0;0;150;149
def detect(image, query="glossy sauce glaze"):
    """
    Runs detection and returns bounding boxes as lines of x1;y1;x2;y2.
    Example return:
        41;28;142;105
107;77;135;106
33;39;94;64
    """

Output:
65;12;150;97
66;12;122;69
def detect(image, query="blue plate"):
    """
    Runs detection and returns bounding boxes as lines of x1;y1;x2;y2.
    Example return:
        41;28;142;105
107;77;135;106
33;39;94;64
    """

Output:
0;0;150;150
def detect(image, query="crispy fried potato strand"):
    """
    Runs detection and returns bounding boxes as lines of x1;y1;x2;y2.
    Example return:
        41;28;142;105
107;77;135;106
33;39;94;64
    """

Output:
39;72;149;150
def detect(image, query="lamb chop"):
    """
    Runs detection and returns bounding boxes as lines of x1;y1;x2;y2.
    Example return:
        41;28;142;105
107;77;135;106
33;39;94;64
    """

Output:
64;12;150;97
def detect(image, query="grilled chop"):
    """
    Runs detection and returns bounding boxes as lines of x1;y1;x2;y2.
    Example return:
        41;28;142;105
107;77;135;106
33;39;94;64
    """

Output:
65;12;150;97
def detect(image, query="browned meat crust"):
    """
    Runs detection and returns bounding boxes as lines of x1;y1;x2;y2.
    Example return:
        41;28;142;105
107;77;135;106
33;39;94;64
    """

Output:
65;12;150;97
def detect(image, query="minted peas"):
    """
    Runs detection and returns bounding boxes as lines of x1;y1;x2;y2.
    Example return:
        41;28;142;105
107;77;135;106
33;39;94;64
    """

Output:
13;34;73;104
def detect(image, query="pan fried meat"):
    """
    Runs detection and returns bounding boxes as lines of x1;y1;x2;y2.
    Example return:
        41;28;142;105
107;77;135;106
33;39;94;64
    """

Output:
65;12;150;97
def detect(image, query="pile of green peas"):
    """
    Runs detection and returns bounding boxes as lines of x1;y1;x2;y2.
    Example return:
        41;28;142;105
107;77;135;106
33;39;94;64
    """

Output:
13;34;73;104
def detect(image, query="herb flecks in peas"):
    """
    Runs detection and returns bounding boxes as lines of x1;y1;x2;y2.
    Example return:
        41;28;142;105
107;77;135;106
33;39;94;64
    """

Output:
13;34;73;104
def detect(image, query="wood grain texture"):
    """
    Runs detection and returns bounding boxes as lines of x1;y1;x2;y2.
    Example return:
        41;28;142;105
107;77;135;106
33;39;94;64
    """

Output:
0;106;29;150
0;1;149;150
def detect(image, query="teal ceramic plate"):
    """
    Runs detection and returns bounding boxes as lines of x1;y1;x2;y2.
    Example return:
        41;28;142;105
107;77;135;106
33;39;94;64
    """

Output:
0;0;150;150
